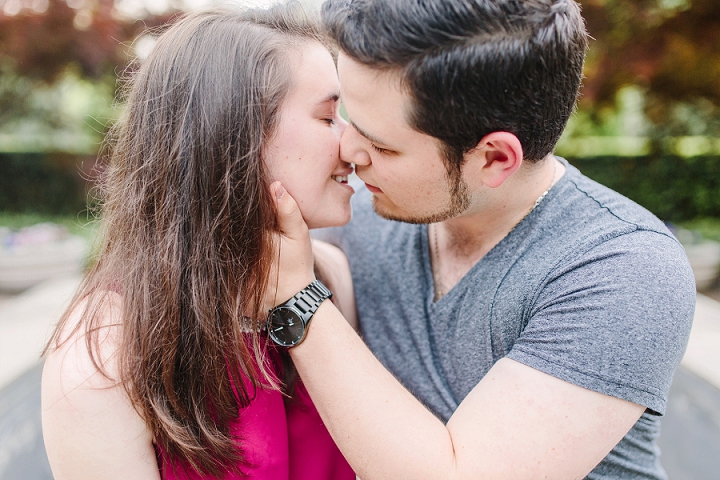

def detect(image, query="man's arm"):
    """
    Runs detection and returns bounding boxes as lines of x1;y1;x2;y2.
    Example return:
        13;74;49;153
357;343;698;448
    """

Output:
271;183;688;480
290;301;643;480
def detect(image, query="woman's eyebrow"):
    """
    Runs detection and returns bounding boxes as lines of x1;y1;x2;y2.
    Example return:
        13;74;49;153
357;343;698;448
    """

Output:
316;93;340;105
350;120;392;148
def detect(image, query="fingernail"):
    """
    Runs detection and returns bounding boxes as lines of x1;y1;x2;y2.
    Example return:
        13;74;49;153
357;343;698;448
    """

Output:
275;184;286;200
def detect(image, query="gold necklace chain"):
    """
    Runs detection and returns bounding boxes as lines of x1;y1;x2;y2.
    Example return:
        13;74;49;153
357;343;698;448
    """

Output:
431;159;558;301
432;222;443;300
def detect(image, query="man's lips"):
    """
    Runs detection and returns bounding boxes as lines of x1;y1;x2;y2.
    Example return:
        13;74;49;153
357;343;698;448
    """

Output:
364;182;382;194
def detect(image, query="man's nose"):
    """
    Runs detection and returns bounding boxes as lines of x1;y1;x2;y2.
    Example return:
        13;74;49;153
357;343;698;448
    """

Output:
340;124;371;166
336;115;349;135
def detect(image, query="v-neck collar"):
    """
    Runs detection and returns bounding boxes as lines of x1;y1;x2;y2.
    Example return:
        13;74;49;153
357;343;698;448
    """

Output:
422;161;570;310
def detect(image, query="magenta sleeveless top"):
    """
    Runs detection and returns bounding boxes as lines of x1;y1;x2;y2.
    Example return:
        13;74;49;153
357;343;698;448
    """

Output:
155;341;354;480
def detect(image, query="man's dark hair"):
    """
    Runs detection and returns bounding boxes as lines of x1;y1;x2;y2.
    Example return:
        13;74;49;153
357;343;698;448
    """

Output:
322;0;588;164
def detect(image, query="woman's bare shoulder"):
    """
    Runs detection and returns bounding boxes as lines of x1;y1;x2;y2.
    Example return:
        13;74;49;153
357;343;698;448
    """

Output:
44;292;124;388
42;292;160;480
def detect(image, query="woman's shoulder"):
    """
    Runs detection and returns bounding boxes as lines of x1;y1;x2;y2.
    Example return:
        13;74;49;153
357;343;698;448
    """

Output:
41;292;160;479
44;291;122;386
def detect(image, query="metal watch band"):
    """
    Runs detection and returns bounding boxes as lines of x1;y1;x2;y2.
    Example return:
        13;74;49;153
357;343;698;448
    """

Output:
281;280;332;321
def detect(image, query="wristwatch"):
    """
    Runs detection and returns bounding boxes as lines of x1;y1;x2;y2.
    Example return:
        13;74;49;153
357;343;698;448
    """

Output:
266;280;332;347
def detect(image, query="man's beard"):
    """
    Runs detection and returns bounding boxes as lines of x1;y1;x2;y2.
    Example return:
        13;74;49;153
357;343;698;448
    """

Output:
372;163;471;225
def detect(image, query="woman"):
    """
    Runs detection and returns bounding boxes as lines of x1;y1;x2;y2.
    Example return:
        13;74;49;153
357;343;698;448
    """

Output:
41;4;355;479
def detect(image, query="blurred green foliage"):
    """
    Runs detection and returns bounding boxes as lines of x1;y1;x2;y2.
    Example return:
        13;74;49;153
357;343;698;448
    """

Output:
677;218;720;243
580;0;720;139
0;0;175;148
0;211;97;241
0;64;117;153
0;152;95;215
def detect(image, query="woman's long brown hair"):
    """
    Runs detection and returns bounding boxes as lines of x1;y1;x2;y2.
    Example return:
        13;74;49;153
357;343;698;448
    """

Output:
44;4;326;478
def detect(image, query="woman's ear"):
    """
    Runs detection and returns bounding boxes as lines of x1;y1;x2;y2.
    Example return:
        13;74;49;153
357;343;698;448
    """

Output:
464;132;523;189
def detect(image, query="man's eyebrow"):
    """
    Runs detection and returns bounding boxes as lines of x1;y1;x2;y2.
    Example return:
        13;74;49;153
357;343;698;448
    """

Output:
350;120;391;147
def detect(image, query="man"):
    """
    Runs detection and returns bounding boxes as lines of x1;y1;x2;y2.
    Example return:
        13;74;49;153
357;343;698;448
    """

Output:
273;1;696;478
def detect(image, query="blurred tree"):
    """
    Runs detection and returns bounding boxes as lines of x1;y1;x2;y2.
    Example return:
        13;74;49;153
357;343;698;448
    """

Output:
579;0;720;137
0;0;177;81
1;0;126;82
0;0;177;131
2;0;718;138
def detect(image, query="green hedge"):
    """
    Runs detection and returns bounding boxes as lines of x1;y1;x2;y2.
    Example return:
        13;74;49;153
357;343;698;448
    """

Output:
567;156;720;222
0;152;95;216
1;153;718;223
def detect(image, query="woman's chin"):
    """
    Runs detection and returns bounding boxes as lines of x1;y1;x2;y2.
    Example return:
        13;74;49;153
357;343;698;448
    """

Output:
306;210;352;230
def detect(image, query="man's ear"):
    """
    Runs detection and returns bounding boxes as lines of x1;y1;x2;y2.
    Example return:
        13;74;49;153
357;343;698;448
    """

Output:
464;132;523;188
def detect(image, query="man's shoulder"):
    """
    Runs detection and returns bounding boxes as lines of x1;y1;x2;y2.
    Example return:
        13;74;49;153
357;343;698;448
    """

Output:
527;162;679;268
559;161;671;236
493;162;693;319
491;167;695;419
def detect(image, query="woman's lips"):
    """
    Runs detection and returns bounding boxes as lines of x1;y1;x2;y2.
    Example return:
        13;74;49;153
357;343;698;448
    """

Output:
365;183;382;194
331;168;355;193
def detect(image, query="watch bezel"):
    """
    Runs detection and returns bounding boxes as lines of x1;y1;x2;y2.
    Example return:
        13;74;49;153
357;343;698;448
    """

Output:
266;305;306;347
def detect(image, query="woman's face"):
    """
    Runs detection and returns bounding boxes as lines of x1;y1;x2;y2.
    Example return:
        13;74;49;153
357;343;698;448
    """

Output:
265;42;353;229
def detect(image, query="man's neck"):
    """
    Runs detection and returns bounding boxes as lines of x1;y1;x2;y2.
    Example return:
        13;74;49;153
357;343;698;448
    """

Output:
431;156;563;299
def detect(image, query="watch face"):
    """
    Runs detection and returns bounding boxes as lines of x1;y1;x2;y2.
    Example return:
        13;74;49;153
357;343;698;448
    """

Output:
267;306;305;347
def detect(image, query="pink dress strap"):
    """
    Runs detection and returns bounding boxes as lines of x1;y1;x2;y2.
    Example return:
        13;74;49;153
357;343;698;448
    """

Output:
156;340;354;479
287;380;355;480
157;371;290;479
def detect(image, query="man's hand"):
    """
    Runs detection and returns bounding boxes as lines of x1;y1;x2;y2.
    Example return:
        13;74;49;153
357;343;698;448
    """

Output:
264;181;316;311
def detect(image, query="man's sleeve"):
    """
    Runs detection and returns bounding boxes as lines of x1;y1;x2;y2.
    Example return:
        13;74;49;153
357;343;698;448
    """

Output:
506;230;696;415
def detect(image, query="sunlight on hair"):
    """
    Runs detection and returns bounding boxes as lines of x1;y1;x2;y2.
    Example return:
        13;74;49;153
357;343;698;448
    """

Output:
113;0;324;18
184;0;325;11
133;34;157;61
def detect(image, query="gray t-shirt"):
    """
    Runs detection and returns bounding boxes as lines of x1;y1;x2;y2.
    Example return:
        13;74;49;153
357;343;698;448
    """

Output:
320;160;695;479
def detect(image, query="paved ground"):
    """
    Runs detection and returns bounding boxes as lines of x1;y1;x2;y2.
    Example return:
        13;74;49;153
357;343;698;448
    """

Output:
657;366;720;479
0;363;52;480
1;362;718;479
0;277;80;390
1;277;720;479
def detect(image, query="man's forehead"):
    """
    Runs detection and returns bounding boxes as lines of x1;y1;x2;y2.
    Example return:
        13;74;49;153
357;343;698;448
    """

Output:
337;53;426;147
337;52;406;95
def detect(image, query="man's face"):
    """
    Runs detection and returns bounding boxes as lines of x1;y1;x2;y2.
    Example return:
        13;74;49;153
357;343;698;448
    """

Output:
337;53;470;224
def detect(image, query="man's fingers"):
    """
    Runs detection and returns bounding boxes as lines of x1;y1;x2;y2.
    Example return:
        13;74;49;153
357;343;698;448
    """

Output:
271;181;308;239
268;181;315;306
